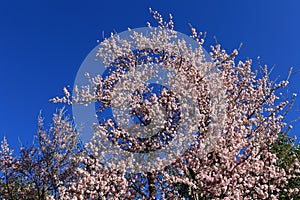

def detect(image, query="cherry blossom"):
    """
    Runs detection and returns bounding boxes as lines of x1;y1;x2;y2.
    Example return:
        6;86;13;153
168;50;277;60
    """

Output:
1;9;299;200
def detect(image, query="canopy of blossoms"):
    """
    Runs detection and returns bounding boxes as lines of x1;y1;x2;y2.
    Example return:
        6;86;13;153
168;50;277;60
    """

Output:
1;9;299;200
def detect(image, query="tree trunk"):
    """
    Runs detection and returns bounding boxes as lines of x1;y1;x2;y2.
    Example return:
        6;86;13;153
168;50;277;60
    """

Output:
147;172;156;199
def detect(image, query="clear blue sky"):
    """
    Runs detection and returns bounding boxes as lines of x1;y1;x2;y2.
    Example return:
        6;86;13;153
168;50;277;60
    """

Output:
0;0;299;150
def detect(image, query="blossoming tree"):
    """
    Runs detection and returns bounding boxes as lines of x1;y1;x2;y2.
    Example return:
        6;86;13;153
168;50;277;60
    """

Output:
1;10;299;200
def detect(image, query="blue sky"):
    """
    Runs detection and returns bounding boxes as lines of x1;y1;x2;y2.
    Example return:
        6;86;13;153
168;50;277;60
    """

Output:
0;0;299;150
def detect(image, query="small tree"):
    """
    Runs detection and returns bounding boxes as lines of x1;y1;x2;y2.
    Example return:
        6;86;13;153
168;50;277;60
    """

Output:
0;110;81;200
0;137;20;199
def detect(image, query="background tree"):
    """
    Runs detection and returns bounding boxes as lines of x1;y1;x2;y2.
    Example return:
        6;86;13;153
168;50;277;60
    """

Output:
270;131;300;199
0;110;81;200
0;137;21;199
